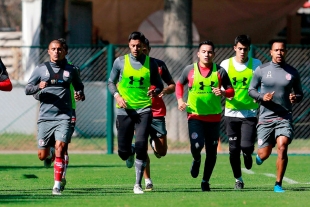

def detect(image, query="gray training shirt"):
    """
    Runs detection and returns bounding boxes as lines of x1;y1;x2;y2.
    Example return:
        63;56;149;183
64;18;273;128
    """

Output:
108;53;163;115
25;59;84;122
248;61;303;121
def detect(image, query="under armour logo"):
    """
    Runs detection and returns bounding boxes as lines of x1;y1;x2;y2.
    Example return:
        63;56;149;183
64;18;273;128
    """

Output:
267;71;272;78
129;76;144;85
232;77;247;86
199;81;215;90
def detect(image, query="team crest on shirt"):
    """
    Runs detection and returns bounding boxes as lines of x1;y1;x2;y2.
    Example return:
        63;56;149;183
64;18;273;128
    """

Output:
266;71;272;78
191;132;198;139
63;71;69;77
257;139;263;146
286;74;291;80
38;139;45;146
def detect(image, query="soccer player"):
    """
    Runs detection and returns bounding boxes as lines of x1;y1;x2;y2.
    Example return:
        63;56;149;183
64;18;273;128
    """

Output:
0;57;13;91
25;40;85;195
249;39;303;193
108;31;163;194
220;35;262;189
176;40;234;191
141;38;175;191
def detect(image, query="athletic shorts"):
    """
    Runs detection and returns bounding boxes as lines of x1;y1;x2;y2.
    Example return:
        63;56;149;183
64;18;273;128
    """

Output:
150;117;167;139
257;118;294;149
37;120;71;149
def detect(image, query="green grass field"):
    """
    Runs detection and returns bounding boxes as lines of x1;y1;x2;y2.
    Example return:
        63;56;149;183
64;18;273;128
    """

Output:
0;153;309;207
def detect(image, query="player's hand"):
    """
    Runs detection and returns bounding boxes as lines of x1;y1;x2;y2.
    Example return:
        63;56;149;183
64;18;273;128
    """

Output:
289;93;298;103
74;91;85;101
212;87;224;96
147;89;157;98
39;81;47;89
115;94;127;108
263;91;275;101
178;99;189;111
158;88;168;98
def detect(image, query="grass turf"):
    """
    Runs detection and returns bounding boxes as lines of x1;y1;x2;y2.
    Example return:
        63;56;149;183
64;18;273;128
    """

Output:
0;153;309;207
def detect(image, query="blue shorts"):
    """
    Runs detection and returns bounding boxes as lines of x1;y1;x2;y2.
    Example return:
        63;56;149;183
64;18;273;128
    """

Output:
257;118;294;149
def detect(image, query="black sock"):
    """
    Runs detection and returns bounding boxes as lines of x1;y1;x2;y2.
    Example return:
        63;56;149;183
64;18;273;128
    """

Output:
275;181;282;186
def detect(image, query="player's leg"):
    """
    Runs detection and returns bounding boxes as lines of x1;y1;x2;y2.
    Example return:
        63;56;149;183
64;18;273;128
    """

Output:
201;122;220;191
52;120;70;195
226;117;243;189
240;117;257;170
188;119;205;178
116;115;135;167
37;121;55;168
150;117;168;157
274;119;294;193
133;111;152;194
256;121;275;165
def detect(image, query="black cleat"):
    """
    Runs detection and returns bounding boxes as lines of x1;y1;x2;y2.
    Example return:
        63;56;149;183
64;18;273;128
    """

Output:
234;181;244;190
190;159;201;178
201;182;210;191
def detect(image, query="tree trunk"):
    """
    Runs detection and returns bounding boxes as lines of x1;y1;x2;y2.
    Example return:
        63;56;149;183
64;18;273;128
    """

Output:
40;0;66;46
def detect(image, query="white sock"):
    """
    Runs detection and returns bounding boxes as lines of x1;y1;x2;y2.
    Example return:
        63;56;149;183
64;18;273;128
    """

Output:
53;181;61;189
145;178;152;185
236;177;243;182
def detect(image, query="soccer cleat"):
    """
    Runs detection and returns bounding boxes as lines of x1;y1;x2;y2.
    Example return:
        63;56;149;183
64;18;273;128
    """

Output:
234;180;244;190
149;138;161;159
44;147;55;168
52;187;62;195
60;178;66;191
133;184;144;194
145;183;153;191
126;144;135;168
243;153;253;170
190;159;201;178
201;182;210;191
256;154;264;165
274;185;285;193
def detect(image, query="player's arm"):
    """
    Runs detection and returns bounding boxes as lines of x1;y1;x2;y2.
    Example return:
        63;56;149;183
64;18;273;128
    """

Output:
159;62;175;97
214;66;234;98
148;58;163;97
108;57;127;108
248;66;264;102
25;66;43;95
290;71;304;104
176;65;191;111
71;66;85;101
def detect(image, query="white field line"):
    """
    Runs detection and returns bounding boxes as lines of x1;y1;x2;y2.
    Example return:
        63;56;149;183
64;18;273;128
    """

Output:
263;173;299;184
241;168;255;174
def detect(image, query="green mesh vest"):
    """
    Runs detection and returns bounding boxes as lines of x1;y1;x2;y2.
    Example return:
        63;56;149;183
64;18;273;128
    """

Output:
68;61;76;110
187;63;222;115
226;57;258;110
117;54;151;109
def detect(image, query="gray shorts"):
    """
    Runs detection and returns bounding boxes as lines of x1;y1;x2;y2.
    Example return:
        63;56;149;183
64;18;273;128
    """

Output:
150;117;167;139
257;118;294;149
37;120;71;149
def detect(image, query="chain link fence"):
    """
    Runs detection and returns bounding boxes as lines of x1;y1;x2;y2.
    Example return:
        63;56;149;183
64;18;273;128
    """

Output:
0;44;309;153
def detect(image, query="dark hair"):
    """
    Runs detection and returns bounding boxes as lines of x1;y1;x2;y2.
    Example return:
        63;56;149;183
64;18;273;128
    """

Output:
143;37;151;49
58;38;68;51
198;40;215;51
128;31;146;42
269;39;287;49
234;35;251;46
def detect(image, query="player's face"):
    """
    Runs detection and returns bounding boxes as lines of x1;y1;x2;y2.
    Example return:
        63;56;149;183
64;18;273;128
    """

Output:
234;42;249;63
48;42;65;63
270;42;287;64
197;44;214;66
129;39;143;58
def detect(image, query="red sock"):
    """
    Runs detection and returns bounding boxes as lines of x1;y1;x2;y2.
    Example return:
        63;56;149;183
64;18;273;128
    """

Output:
62;155;69;178
54;157;64;182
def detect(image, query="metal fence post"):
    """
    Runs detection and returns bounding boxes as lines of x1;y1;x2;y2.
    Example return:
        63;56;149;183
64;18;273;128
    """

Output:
106;44;115;154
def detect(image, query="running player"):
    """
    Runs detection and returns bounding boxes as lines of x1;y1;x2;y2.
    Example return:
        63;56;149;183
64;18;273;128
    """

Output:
220;35;262;189
108;31;163;194
141;38;175;191
249;39;303;193
176;40;234;191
